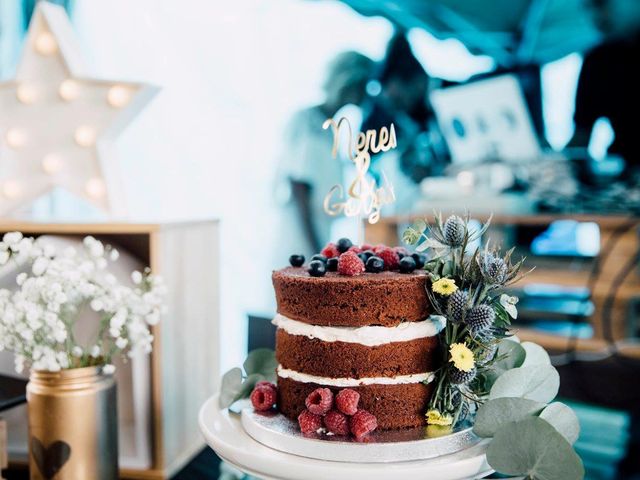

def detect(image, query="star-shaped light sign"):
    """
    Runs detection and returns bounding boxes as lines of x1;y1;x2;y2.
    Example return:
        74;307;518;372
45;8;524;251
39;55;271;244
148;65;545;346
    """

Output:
0;2;158;217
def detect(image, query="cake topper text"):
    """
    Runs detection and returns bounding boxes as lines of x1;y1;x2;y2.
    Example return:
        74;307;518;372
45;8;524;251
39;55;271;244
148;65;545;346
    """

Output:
322;117;396;224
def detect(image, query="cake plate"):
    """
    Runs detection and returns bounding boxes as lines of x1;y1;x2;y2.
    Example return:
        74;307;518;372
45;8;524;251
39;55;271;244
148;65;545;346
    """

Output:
199;394;493;480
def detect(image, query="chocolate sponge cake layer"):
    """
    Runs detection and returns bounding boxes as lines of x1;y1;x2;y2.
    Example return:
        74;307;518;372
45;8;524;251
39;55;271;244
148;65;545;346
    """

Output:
276;329;440;378
277;376;433;429
272;267;430;327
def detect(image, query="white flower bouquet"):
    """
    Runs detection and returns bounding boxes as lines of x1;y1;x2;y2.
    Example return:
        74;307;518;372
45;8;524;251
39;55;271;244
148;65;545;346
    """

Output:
0;232;167;373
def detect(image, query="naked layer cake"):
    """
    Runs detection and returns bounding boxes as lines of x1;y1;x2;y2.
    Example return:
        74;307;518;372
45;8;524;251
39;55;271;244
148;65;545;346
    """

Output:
272;245;443;430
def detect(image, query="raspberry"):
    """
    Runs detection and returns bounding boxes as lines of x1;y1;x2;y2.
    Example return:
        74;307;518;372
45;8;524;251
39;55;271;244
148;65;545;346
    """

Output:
250;385;276;411
347;245;362;254
393;246;410;257
323;410;350;435
255;381;276;391
373;244;387;254
298;409;323;435
337;251;365;276
321;243;340;259
376;247;400;270
335;389;360;415
361;244;374;252
349;409;378;439
305;387;334;415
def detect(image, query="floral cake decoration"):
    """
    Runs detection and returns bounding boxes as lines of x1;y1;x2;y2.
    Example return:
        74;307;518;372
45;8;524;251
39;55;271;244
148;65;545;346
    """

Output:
403;213;584;479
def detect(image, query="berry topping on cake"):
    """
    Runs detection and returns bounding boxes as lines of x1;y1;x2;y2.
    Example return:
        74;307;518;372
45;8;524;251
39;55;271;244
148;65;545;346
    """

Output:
255;381;276;391
250;384;277;411
361;243;374;252
365;255;384;273
349;410;378;439
336;238;353;253
348;245;362;254
393;246;409;258
311;254;327;264
305;388;334;415
298;409;323;435
337;251;365;276
335;388;360;415
326;257;339;271
321;243;340;259
289;254;305;267
323;410;350;435
376;247;400;270
308;260;326;277
411;252;426;269
361;250;375;260
399;256;417;273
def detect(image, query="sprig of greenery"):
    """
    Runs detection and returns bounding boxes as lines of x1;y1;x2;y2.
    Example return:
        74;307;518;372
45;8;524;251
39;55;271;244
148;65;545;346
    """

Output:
219;348;277;409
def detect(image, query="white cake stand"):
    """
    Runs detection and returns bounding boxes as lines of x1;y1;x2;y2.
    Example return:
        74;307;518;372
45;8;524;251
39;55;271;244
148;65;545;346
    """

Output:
199;394;493;480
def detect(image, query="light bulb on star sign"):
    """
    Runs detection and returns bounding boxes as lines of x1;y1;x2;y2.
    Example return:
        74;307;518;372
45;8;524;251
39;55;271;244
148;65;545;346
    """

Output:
0;2;159;218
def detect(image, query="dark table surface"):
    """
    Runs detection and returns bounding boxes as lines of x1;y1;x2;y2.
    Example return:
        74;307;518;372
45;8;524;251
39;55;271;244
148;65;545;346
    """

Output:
0;374;27;412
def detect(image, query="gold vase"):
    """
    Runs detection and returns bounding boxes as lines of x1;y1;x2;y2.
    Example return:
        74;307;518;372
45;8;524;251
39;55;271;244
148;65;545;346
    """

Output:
26;367;118;480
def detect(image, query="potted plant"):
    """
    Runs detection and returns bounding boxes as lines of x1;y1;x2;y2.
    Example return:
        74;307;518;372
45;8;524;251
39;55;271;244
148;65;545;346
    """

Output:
0;232;166;480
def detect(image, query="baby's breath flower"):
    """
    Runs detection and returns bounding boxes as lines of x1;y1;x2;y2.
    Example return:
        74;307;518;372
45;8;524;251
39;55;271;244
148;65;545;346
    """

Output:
432;278;458;296
449;343;475;372
0;233;166;373
102;364;115;375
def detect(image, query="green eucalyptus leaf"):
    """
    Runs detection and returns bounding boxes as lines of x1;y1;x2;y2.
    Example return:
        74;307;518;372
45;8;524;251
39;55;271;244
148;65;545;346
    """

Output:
483;339;526;388
474;397;545;438
486;417;584;480
243;348;278;381
489;365;560;403
539;402;580;445
237;373;266;398
442;260;454;277
521;342;551;367
219;367;243;408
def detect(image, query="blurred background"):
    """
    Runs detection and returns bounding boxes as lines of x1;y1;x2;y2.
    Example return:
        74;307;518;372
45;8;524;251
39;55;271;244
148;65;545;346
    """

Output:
1;0;640;478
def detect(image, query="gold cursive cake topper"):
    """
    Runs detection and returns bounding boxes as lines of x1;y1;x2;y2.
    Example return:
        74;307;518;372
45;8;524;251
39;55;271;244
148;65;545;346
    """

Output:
322;117;396;225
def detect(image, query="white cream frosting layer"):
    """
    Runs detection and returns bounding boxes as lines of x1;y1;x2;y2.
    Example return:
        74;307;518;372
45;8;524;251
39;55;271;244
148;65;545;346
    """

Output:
277;365;435;387
272;314;445;347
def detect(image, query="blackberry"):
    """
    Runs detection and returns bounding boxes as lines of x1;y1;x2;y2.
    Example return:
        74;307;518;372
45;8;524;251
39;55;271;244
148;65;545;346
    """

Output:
450;367;476;385
447;290;469;323
411;253;426;269
443;215;465;247
365;256;384;273
311;254;327;264
308;260;326;277
326;257;338;272
399;256;416;273
289;254;305;267
466;305;495;334
336;238;353;253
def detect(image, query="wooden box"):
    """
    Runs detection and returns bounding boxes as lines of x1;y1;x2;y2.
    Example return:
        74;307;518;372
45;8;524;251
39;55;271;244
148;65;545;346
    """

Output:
0;220;220;479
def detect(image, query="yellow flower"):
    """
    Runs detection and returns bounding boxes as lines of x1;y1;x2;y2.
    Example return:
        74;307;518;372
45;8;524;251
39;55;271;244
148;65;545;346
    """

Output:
449;343;475;372
426;424;453;437
426;409;453;426
432;278;458;296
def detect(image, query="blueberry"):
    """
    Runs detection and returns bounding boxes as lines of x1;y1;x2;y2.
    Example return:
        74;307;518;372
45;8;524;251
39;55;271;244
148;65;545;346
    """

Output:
397;251;406;259
308;260;326;277
326;257;339;272
311;254;327;264
336;238;353;253
362;250;375;260
289;254;305;267
399;256;417;273
365;256;384;273
357;253;368;263
411;253;426;269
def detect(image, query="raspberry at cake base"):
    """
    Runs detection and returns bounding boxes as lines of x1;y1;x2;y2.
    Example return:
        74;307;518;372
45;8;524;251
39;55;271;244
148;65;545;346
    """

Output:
272;266;442;430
